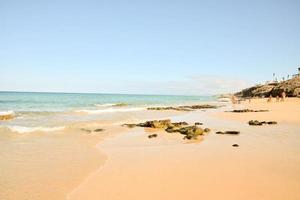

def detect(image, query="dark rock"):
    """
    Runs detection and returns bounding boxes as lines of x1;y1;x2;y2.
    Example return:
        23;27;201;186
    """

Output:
148;104;218;112
232;144;239;147
229;109;269;113
216;131;240;135
248;120;278;126
195;122;203;125
148;134;158;139
172;122;189;126
248;120;263;126
179;104;218;109
165;126;181;133
184;134;194;140
138;119;172;128
94;128;104;132
225;131;240;134
123;119;209;140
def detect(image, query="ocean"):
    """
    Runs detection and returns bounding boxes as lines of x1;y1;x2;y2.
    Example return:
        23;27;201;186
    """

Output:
0;92;216;133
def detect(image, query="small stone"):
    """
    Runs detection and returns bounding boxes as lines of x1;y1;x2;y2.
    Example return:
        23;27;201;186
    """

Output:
94;128;104;132
148;134;158;139
195;122;203;125
225;131;240;134
248;120;263;126
232;144;239;147
216;131;240;135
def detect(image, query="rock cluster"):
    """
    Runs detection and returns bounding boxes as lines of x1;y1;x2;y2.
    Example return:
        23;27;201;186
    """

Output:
123;119;210;140
235;76;300;98
248;120;277;126
147;104;218;111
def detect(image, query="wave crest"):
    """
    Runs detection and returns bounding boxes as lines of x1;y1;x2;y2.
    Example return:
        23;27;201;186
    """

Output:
94;103;129;107
75;107;145;114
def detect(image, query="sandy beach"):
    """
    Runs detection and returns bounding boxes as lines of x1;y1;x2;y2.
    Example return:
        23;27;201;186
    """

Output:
2;0;299;199
1;98;300;200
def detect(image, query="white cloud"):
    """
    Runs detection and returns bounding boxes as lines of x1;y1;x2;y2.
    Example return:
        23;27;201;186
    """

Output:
115;75;251;95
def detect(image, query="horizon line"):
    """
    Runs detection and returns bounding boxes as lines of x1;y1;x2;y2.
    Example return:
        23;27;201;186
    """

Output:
0;90;219;97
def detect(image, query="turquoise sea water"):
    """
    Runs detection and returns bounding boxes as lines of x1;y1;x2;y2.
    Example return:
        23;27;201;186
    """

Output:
0;92;215;112
0;92;216;132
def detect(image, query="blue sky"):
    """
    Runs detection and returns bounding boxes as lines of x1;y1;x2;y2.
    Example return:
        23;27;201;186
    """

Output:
0;0;299;95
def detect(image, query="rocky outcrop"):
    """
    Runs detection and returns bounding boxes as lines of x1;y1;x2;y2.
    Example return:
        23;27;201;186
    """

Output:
235;77;300;97
147;104;218;111
227;109;269;113
123;119;210;140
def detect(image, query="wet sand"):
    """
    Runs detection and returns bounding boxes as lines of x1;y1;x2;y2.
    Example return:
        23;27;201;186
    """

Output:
0;128;107;200
68;98;300;200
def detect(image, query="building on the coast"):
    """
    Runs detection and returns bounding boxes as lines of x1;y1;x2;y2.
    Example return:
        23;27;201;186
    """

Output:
292;67;300;78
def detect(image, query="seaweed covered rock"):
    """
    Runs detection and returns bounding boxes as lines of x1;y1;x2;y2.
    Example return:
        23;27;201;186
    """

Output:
122;119;209;140
248;120;264;126
248;120;277;126
137;119;172;128
94;128;104;132
147;104;218;111
228;109;269;113
178;126;204;140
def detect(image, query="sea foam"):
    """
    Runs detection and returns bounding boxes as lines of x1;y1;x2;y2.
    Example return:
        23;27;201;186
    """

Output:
6;126;65;133
75;107;145;114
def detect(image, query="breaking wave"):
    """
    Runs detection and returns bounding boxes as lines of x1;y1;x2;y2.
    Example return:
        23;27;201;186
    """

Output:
75;107;145;114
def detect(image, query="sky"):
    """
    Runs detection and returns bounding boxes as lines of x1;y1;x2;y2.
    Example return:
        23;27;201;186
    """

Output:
0;0;299;95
